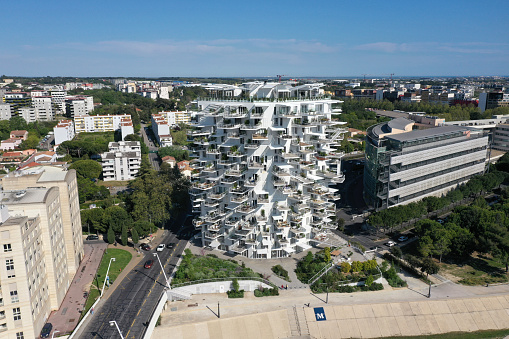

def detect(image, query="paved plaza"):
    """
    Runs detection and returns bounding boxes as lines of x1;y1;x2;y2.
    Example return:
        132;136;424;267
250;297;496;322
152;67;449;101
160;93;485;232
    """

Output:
153;283;509;339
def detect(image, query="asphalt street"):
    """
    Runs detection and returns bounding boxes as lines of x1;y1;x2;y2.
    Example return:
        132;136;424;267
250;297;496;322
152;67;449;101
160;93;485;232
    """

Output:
79;230;187;339
140;123;161;171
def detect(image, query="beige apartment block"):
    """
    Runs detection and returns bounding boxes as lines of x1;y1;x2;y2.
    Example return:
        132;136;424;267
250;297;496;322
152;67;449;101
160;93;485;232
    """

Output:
0;212;51;339
2;166;84;279
3;188;70;310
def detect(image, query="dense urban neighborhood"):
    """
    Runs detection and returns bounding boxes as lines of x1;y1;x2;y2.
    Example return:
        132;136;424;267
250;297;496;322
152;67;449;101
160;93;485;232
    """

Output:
1;75;509;339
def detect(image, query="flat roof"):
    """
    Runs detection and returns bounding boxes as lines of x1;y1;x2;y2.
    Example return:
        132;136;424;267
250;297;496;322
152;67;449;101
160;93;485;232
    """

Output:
386;125;467;143
2;187;55;205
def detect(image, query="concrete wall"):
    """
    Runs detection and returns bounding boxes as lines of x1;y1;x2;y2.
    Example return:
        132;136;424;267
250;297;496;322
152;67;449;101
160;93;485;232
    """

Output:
172;280;273;295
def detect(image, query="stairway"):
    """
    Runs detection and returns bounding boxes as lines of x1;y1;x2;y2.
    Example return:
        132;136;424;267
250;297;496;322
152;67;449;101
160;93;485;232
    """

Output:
287;306;310;337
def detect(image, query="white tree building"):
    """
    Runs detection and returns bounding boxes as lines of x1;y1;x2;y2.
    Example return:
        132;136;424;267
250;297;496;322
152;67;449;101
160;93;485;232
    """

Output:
188;91;347;259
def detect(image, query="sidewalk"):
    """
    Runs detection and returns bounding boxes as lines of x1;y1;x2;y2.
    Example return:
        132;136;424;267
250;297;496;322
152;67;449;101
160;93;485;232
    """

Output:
46;242;107;336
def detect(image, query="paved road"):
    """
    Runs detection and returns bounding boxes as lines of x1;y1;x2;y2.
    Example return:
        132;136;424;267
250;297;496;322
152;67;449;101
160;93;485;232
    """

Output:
140;123;161;171
79;231;186;339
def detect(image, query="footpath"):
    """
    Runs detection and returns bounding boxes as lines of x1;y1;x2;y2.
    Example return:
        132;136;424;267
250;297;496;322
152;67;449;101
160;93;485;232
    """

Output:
46;242;107;336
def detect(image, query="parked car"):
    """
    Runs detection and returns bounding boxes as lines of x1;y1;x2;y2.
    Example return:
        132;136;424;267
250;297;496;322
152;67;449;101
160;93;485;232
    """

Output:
141;244;151;251
166;243;175;249
144;260;154;269
40;323;53;338
86;235;99;241
385;241;397;247
157;244;165;252
437;219;444;224
398;236;409;242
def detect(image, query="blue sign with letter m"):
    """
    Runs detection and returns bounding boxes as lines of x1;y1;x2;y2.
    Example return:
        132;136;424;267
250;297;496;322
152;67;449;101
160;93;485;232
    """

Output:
314;307;326;321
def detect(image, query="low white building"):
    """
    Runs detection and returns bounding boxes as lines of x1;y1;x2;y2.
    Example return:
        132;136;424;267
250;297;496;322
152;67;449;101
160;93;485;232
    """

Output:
101;141;141;181
53;120;75;145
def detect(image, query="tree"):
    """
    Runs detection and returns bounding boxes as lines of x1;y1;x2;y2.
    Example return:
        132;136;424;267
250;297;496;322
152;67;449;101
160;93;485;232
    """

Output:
121;226;128;246
70;160;102;180
20;133;39;150
365;275;374;287
420;257;439;278
390;246;403;258
324;247;331;263
131;227;139;244
337;218;345;231
232;278;240;292
103;206;132;233
107;227;115;244
9;116;28;131
341;262;351;273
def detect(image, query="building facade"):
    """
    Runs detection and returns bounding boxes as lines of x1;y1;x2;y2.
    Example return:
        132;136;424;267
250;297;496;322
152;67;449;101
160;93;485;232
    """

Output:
53;120;75;145
364;118;489;209
151;114;173;147
101;141;142;181
0;210;51;339
2;166;84;279
65;96;94;117
0;185;71;339
188;96;346;259
74;114;132;134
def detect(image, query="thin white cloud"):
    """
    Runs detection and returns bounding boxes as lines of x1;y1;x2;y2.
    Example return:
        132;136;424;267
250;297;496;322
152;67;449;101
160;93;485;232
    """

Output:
53;39;340;57
353;41;508;54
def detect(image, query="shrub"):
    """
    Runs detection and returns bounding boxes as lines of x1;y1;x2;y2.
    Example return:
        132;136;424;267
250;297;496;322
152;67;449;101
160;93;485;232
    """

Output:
271;265;290;281
254;287;279;297
383;265;408;288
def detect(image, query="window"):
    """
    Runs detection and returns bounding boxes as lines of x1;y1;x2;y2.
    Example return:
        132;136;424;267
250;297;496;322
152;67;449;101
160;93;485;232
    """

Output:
3;244;11;252
13;307;21;321
10;291;19;303
16;332;24;339
5;259;14;270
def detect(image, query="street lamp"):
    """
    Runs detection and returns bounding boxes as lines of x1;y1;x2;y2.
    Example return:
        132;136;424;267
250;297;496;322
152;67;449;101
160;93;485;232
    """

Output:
101;257;116;296
109;320;125;339
51;330;60;339
153;253;170;289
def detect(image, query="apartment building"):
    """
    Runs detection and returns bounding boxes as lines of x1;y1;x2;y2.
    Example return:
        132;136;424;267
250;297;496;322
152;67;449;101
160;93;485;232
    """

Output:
0;103;12;120
479;91;509;112
151;114;173;147
364;118;488;209
31;97;54;121
2;166;84;278
0;187;70;339
102;141;141;181
0;208;51;339
49;91;66;113
74;114;132;135
3;93;31;114
18;107;38;123
188;95;346;259
65;96;94;117
53;120;75;145
157;110;192;126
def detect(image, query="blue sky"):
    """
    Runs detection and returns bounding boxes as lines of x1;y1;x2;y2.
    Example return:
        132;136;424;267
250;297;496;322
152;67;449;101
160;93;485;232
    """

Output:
2;0;508;77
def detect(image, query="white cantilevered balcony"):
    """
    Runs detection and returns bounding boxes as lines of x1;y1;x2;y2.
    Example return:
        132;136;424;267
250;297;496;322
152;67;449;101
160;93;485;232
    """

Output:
237;204;256;214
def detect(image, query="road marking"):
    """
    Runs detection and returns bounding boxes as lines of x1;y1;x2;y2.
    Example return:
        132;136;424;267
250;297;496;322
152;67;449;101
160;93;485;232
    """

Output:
137;308;142;316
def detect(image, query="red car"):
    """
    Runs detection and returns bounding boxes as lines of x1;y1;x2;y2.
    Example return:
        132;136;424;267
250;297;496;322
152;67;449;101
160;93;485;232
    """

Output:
144;260;154;269
141;244;151;251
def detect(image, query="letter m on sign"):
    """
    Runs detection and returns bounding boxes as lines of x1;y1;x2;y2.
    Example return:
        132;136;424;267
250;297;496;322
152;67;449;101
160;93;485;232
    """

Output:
314;307;327;321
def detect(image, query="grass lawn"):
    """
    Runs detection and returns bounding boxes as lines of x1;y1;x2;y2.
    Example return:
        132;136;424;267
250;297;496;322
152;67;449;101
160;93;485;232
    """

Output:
384;329;509;339
81;248;132;318
172;252;260;285
439;253;508;285
97;180;130;187
75;131;115;142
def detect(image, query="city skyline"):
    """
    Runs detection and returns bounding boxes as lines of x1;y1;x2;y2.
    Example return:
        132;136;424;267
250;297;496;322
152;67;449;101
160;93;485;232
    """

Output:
2;0;508;77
